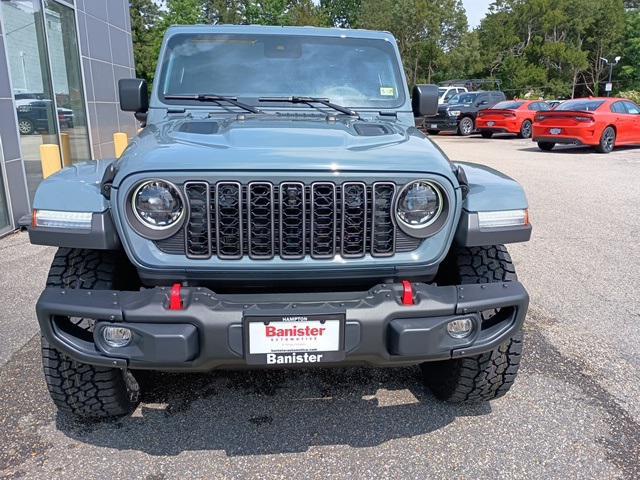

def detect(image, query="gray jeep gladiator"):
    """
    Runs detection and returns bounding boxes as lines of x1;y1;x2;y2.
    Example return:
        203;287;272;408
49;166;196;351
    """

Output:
29;25;531;418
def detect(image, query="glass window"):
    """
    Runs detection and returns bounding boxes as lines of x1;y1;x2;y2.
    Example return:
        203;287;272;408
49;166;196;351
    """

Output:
493;101;524;110
1;0;59;203
556;99;605;112
43;0;91;165
159;33;406;109
449;93;477;105
611;102;627;114
623;102;640;115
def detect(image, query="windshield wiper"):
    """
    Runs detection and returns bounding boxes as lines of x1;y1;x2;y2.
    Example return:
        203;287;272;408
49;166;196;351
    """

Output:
258;96;360;118
164;94;264;114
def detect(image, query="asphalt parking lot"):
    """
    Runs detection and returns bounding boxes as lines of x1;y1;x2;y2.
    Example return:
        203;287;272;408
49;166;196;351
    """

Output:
1;134;639;479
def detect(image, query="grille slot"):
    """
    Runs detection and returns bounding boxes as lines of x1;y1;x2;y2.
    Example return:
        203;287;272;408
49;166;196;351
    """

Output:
279;182;306;259
159;180;421;259
341;182;367;258
184;182;211;258
216;182;243;259
248;182;275;259
311;182;337;259
371;182;397;257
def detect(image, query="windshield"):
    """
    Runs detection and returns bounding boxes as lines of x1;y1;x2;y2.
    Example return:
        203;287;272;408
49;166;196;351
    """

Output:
159;33;405;109
449;93;477;105
493;101;524;110
556;100;605;112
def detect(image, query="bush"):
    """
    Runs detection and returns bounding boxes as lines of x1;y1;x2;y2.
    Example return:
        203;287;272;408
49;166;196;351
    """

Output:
618;90;640;103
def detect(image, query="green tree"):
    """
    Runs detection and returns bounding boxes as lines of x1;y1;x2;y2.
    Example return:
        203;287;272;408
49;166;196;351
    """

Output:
619;9;640;89
130;0;164;84
321;0;361;28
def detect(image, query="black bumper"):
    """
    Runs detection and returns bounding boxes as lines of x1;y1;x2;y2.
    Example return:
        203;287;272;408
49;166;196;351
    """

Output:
424;118;459;132
534;136;585;146
36;282;528;371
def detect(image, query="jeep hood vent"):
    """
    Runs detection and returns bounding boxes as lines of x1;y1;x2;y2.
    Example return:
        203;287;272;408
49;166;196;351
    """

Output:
178;121;219;134
353;123;393;136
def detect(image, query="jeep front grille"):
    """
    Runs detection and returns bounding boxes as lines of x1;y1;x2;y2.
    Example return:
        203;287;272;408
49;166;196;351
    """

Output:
157;181;422;259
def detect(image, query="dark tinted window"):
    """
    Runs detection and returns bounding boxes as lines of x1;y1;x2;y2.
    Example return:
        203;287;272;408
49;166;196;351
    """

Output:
493;101;524;110
611;102;627;114
623;101;640;114
556;99;605;112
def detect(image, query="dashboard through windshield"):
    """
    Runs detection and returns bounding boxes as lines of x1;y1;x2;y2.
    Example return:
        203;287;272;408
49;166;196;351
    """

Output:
159;33;406;109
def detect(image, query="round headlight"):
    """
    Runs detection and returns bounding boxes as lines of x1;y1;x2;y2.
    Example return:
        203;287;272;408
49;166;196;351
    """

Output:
396;181;443;228
132;180;184;229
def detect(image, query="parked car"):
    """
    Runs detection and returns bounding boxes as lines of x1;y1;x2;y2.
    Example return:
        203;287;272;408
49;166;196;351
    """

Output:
438;86;468;104
476;100;551;139
425;91;507;136
28;25;531;419
532;97;640;153
15;93;74;135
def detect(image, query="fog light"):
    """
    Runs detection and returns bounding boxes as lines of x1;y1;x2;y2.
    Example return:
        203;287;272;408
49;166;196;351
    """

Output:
447;318;474;339
102;326;132;347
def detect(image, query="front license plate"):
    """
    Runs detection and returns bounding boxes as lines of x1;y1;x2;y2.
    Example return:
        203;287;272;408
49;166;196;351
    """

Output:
244;314;345;365
430;124;438;129
487;121;495;127
550;128;562;135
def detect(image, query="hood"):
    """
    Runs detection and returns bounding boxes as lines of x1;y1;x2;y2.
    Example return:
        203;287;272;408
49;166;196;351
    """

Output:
114;115;456;185
439;103;473;112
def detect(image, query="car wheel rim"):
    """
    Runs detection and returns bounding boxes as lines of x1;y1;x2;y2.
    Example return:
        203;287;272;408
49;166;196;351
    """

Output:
603;129;615;151
19;121;31;134
462;119;472;134
522;122;532;138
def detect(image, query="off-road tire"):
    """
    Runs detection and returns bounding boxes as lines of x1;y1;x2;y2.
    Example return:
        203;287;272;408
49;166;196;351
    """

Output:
422;245;523;402
480;131;493;139
41;248;140;418
537;141;555;151
595;126;615;154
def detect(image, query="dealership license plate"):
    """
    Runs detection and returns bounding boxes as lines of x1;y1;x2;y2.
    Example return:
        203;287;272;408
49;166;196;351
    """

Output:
430;124;438;129
244;314;345;365
550;128;562;135
487;121;495;127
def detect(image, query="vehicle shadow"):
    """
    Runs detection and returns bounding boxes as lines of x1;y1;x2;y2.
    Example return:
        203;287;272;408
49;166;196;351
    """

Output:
55;366;491;457
518;145;640;154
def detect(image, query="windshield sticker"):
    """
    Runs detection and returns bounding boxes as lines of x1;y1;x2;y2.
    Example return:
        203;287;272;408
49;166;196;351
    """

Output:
380;87;395;96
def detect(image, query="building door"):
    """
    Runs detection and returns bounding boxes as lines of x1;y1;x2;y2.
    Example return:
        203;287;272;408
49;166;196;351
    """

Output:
1;0;90;204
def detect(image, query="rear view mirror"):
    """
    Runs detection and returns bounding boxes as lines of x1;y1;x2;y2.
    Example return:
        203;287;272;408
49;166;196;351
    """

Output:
412;85;439;117
119;78;149;113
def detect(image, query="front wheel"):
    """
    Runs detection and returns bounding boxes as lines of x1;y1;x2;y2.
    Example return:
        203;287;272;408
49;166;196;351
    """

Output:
458;117;475;136
595;126;616;153
519;120;533;139
41;248;141;418
422;245;523;402
18;119;34;135
537;141;555;151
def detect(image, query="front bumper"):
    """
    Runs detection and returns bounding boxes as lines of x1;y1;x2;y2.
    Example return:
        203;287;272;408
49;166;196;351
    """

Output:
37;281;528;371
424;117;459;132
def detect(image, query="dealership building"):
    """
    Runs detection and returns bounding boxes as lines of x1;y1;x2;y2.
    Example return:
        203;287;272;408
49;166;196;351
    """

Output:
0;0;138;237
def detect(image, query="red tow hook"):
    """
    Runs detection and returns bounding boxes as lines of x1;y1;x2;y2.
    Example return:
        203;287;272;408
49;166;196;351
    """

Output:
169;283;183;310
401;280;415;306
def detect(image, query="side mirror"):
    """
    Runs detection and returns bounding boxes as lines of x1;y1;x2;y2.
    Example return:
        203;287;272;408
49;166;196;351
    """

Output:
412;84;439;117
119;78;148;113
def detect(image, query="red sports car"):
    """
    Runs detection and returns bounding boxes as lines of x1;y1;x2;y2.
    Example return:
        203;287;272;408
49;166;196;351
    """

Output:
532;97;640;153
476;100;550;139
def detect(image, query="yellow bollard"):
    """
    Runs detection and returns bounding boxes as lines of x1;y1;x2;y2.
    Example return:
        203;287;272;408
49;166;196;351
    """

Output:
114;132;129;158
60;133;72;167
40;144;62;179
